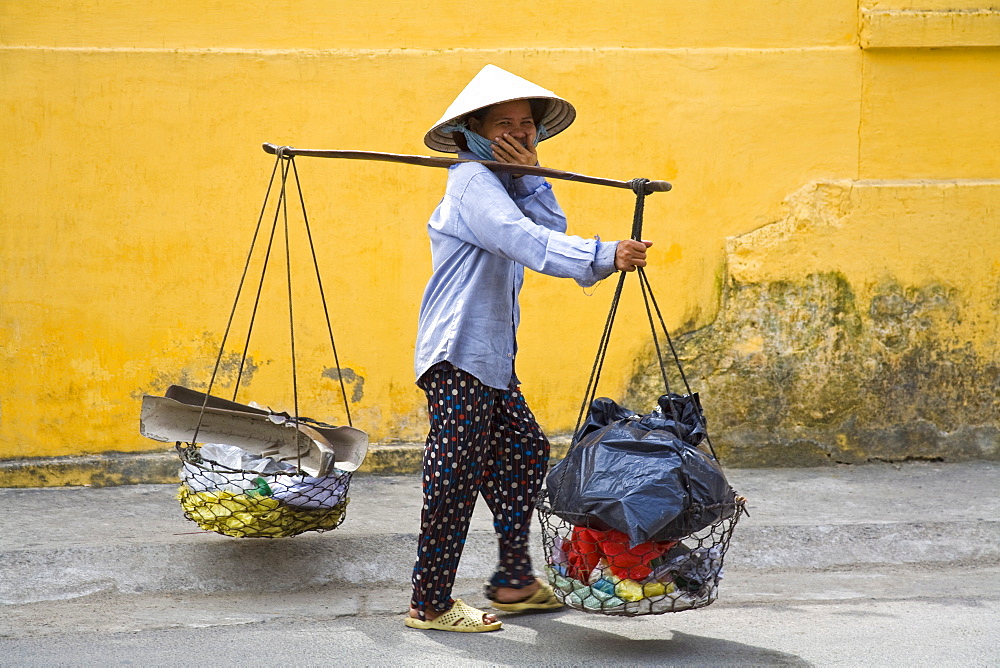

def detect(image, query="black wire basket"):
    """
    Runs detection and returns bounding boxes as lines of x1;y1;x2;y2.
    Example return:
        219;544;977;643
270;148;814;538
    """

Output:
536;495;745;615
531;180;747;616
176;441;352;538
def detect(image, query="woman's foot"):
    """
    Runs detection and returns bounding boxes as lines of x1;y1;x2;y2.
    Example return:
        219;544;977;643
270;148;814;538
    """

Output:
409;603;499;625
486;578;564;612
490;579;541;604
405;599;502;632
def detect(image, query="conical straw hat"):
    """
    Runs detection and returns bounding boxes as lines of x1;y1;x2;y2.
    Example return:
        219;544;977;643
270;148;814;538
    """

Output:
424;64;576;153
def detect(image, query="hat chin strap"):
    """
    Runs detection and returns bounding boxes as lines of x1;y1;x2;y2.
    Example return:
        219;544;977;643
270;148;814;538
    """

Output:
441;122;551;161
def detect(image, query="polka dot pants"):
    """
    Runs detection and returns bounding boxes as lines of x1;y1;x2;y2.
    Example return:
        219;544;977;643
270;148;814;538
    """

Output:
411;361;550;618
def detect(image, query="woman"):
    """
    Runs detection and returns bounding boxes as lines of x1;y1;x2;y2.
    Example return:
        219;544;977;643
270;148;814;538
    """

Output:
407;65;652;632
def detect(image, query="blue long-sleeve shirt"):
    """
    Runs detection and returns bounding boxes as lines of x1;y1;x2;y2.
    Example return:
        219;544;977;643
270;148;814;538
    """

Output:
415;153;618;389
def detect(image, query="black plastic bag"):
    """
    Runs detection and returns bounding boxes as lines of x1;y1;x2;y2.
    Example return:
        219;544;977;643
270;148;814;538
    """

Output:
546;394;736;546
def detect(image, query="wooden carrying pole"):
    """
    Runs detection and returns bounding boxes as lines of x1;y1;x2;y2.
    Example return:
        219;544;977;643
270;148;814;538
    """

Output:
262;143;671;194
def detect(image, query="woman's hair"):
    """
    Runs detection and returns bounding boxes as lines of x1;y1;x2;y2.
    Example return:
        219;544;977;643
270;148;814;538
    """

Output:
451;99;548;151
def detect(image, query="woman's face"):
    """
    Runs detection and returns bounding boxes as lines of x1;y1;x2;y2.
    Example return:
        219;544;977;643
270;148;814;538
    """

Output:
468;99;536;148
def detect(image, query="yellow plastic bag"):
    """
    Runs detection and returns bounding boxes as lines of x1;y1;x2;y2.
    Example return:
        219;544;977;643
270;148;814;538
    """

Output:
178;486;348;538
614;577;676;601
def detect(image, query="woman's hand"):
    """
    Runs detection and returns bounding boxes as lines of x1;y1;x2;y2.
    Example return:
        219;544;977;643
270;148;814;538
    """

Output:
615;240;653;272
492;132;538;167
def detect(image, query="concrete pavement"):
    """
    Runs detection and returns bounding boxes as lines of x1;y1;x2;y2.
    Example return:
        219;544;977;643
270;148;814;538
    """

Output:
2;460;998;606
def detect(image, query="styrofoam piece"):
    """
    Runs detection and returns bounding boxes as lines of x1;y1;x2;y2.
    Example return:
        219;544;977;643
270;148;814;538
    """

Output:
139;385;368;476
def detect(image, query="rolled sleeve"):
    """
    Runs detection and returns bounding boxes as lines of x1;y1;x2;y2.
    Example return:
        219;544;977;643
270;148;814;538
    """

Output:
515;176;567;233
586;239;619;286
459;172;612;283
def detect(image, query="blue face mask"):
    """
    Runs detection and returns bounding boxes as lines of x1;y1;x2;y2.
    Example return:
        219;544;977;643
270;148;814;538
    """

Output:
442;121;550;162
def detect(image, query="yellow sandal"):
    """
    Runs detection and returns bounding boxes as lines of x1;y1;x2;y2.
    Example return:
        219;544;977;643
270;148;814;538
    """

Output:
488;578;563;612
404;599;503;633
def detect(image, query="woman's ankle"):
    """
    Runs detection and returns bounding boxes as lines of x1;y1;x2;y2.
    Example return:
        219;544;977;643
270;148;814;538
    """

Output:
491;579;540;603
410;606;441;621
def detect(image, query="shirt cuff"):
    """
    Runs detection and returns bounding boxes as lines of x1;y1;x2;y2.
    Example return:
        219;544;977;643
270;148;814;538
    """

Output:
594;239;618;280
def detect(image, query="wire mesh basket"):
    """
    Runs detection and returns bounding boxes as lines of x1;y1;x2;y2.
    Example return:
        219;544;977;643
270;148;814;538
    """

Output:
536;496;745;615
176;442;352;538
529;181;747;615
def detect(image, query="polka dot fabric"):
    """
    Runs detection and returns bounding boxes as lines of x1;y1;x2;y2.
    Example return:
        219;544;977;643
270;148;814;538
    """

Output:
411;362;550;619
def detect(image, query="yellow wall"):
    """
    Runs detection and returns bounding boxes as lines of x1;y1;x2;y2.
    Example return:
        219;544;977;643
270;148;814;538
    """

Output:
2;2;997;462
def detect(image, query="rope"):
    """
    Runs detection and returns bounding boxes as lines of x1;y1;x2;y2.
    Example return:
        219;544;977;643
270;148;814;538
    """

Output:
571;271;627;441
638;267;718;460
628;178;649;240
570;178;650;442
564;176;720;465
638;266;680;426
280;158;302;471
188;149;355;460
232;163;286;400
290;159;353;427
190;156;281;446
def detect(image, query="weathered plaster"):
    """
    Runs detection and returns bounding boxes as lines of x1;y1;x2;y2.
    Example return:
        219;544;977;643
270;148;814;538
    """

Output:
3;3;998;477
626;180;1000;466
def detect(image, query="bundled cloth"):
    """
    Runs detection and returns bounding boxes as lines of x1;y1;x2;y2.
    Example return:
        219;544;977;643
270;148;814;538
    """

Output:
546;394;737;546
181;443;348;510
178;442;351;538
562;527;677;582
544;532;726;613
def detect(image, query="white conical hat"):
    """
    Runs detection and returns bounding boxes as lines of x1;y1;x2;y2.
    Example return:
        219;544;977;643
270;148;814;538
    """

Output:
424;64;576;153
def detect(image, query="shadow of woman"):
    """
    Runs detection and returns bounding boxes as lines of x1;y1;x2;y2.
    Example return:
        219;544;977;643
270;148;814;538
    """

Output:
427;610;809;666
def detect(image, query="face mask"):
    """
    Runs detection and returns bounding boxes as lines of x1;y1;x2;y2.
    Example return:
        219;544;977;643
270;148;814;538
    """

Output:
442;122;551;162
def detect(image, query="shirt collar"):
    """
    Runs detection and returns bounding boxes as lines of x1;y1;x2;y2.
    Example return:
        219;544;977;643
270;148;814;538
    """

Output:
456;151;514;190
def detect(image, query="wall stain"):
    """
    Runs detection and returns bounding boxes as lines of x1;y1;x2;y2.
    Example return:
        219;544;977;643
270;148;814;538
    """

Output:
130;332;264;400
626;272;1000;466
323;367;365;403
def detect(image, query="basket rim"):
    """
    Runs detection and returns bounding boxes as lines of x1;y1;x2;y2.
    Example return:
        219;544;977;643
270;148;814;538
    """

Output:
176;442;355;479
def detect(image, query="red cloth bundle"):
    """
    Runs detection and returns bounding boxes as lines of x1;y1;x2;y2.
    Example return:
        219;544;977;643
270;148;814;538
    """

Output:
565;526;676;581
